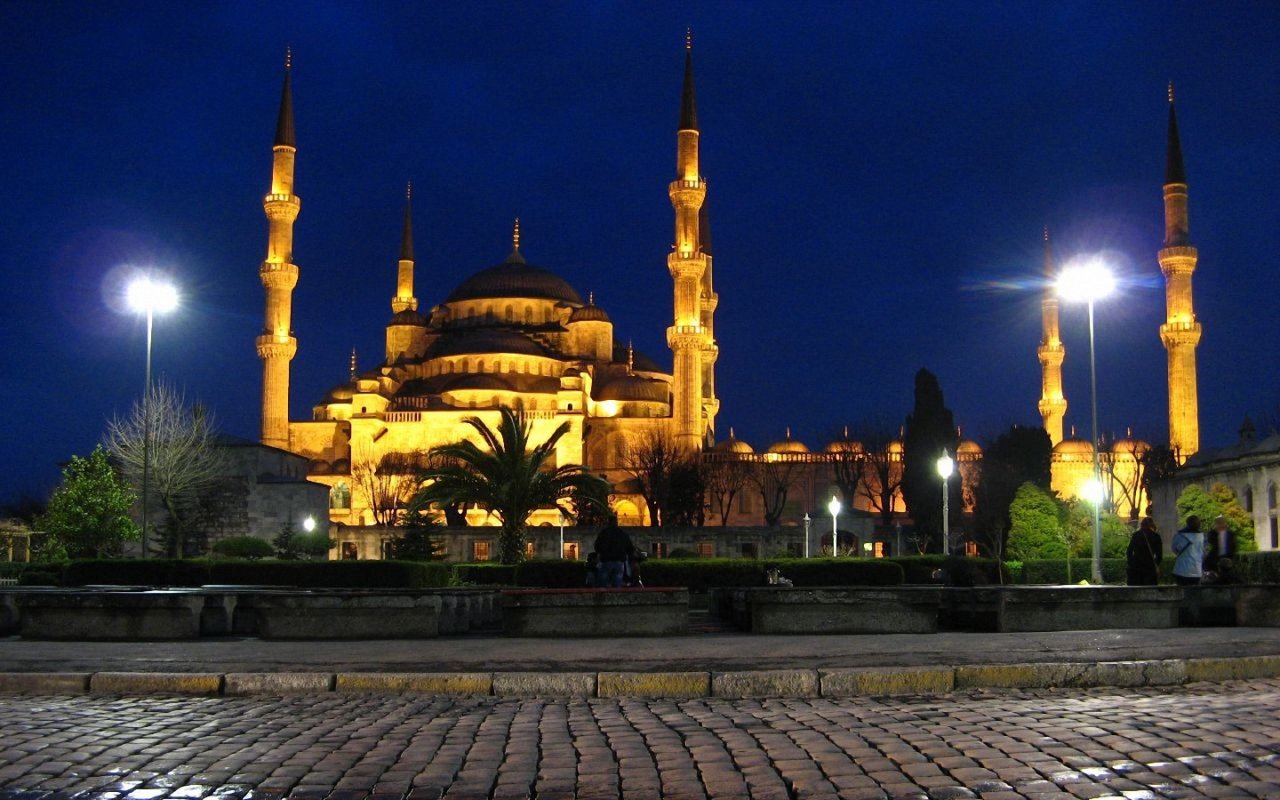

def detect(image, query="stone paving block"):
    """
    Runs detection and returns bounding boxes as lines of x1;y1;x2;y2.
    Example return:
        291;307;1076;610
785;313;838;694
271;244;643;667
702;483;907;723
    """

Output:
0;671;90;693
492;672;595;697
1184;655;1280;682
335;672;494;695
954;662;1088;689
223;672;334;695
597;671;710;698
89;671;223;695
711;669;819;698
820;666;954;696
1069;660;1186;688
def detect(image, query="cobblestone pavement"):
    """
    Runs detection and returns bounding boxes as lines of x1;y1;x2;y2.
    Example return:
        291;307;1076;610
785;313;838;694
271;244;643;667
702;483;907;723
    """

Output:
1;680;1279;800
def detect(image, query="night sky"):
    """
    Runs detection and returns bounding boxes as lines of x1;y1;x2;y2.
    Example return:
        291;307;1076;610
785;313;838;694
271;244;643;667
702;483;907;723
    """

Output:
3;2;1278;502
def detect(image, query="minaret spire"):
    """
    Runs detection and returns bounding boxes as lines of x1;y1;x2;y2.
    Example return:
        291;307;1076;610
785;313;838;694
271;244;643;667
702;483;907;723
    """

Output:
1158;83;1201;461
391;182;418;314
667;34;716;451
349;348;357;381
1037;227;1067;445
257;50;302;449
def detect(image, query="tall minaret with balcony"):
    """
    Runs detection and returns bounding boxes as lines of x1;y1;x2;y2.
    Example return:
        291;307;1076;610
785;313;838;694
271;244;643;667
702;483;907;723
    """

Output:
1159;83;1201;461
667;32;714;451
257;51;301;449
1037;228;1067;445
698;199;719;444
391;182;417;315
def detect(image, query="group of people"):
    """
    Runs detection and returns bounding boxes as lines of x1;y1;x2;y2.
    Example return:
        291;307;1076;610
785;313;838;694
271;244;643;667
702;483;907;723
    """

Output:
585;515;644;588
1126;513;1234;586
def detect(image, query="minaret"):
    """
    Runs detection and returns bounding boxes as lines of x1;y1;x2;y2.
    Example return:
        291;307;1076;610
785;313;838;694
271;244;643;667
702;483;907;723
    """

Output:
1037;227;1067;445
666;30;712;452
698;198;719;444
257;50;301;449
1158;83;1201;461
391;182;417;313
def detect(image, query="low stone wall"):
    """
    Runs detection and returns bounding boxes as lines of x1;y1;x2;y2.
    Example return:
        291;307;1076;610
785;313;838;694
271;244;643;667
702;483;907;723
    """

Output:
722;587;941;634
996;586;1182;633
6;587;503;641
17;591;206;640
1235;586;1280;626
502;588;690;637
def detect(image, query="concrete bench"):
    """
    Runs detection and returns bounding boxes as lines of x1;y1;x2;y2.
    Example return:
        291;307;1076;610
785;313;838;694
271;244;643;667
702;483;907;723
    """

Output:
501;587;690;637
242;591;443;639
993;585;1182;632
730;587;942;634
1235;585;1280;626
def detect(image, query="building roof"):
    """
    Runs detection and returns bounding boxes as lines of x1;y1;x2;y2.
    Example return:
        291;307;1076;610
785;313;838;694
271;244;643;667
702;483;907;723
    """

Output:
1166;86;1186;185
595;374;668;403
274;54;295;148
427;328;551;358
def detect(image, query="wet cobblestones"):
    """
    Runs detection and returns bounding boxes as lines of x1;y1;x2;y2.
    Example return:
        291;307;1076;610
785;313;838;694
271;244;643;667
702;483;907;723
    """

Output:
0;680;1277;799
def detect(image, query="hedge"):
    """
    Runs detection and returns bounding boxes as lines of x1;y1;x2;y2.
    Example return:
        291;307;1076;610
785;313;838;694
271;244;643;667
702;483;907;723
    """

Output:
1018;558;1127;585
638;557;902;591
210;536;275;560
885;556;1004;585
514;559;589;588
60;559;450;589
1237;551;1280;584
451;563;518;586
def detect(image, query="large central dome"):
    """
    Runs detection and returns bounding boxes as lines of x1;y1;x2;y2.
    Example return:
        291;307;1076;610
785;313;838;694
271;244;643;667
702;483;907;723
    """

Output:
445;251;583;305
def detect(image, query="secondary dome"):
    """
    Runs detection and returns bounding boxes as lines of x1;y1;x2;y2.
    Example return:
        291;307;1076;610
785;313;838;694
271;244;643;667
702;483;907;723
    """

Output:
767;429;809;454
713;429;754;454
445;251;583;305
958;439;982;456
596;374;668;403
1054;438;1095;457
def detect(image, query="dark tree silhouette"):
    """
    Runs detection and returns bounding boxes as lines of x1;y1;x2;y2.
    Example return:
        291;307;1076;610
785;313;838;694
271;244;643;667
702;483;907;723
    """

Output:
972;424;1053;560
900;369;960;553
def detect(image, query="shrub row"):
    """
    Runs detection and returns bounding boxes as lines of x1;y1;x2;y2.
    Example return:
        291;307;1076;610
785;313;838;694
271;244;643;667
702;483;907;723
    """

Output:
451;563;518;586
1237;551;1280;584
1017;558;1127;585
56;559;451;589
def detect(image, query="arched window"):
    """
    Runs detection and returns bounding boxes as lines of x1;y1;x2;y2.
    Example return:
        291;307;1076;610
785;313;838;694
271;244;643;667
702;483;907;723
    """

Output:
1244;486;1254;512
524;307;533;324
1269;482;1278;510
505;305;514;322
330;481;350;510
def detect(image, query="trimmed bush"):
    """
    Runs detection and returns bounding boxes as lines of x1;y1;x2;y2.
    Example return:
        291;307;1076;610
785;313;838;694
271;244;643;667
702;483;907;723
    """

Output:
1238;551;1280;584
1018;558;1127;585
765;558;903;587
18;570;61;586
514;559;590;588
61;559;449;589
211;536;275;560
638;558;903;591
887;556;1004;585
451;563;517;586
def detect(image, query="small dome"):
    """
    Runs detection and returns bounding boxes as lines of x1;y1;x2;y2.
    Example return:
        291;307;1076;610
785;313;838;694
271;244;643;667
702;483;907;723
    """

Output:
389;309;428;326
1054;438;1095;456
322;382;356;404
767;429;809;454
714;429;754;454
445;255;583;304
958;439;982;456
596;374;668;403
1111;437;1151;456
825;439;864;454
570;295;611;323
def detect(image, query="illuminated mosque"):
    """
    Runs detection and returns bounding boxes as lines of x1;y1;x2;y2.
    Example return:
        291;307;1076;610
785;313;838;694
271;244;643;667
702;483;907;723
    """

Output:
253;44;1199;544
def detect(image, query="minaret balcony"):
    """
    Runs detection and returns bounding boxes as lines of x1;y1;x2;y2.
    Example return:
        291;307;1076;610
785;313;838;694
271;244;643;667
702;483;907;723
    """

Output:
666;325;706;349
260;261;299;289
1160;321;1202;348
255;333;297;360
263;194;301;221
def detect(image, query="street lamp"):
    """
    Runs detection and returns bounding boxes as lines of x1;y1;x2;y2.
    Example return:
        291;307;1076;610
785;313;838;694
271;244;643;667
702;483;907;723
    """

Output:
936;452;954;555
827;496;841;555
802;513;811;558
302;516;317;533
126;275;179;558
558;508;566;560
1058;258;1116;584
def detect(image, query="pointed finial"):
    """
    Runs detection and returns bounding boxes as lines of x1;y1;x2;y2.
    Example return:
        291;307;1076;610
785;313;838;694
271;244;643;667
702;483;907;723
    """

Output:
406;181;412;200
1043;225;1049;243
626;340;634;373
1127;426;1133;438
843;424;850;439
729;427;736;439
400;182;415;262
1168;80;1175;104
349;348;357;381
285;46;292;71
685;26;692;51
513;217;521;251
1071;424;1077;438
785;426;792;440
588;290;595;306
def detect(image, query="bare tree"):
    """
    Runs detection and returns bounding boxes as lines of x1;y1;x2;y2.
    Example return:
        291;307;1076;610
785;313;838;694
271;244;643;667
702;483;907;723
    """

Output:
748;457;804;527
105;381;229;557
828;426;868;510
352;449;421;527
623;429;684;527
701;453;751;526
850;423;903;529
1106;437;1150;522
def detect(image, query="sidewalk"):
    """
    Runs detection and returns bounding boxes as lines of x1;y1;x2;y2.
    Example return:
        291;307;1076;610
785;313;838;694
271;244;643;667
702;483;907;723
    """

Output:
1;627;1278;696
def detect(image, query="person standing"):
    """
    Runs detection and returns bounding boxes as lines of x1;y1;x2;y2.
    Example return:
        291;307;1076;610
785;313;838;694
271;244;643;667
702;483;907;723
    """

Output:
1203;514;1234;579
593;514;634;589
1126;517;1163;585
1171;515;1206;586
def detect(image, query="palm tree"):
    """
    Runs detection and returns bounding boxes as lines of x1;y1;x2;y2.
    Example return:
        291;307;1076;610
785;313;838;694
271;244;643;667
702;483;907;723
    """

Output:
414;407;612;564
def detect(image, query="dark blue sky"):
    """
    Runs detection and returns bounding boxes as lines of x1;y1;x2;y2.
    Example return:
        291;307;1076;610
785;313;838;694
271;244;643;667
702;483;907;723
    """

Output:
3;2;1278;501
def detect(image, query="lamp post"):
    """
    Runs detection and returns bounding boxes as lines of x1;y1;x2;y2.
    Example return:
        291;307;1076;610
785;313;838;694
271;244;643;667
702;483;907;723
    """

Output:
936;452;954;555
1058;259;1116;584
558;509;565;560
803;513;811;558
126;276;178;558
827;497;841;555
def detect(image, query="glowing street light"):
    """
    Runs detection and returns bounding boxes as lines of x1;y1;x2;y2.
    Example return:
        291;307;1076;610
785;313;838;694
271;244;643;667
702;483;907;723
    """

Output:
126;275;179;558
936;452;954;555
803;512;811;558
302;516;317;533
1058;258;1115;584
827;496;841;555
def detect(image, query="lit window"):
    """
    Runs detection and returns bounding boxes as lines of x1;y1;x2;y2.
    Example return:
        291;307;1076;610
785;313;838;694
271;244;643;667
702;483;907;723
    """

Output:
473;541;491;562
340;541;358;560
697;542;714;558
525;540;536;559
563;542;580;560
